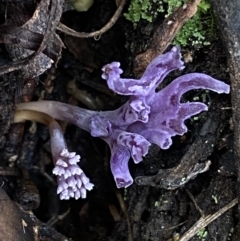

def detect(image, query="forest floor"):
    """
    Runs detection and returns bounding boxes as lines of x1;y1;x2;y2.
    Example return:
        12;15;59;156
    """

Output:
0;0;238;241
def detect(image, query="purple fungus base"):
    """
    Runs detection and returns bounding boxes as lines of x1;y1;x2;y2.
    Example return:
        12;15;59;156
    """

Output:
16;47;230;193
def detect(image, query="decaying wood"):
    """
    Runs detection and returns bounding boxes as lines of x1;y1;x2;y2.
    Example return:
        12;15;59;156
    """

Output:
0;187;69;240
0;2;67;238
0;0;64;77
0;188;33;241
208;0;240;215
133;0;201;77
0;0;65;172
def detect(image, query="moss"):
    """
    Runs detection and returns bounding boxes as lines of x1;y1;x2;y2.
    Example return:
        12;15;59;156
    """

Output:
173;0;214;46
164;0;183;16
124;0;215;47
197;227;208;240
124;0;164;24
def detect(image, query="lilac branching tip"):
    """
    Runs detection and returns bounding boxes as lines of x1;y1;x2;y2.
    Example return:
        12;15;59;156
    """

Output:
117;131;151;164
101;47;185;96
110;148;133;188
53;149;94;200
101;62;123;87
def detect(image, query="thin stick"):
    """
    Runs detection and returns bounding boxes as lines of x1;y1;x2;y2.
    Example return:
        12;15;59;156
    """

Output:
179;198;238;241
115;190;133;241
186;189;205;217
57;0;126;38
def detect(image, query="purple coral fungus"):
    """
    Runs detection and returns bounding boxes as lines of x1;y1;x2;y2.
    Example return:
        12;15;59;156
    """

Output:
15;47;230;197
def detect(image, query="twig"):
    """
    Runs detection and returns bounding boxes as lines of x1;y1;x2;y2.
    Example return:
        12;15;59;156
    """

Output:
46;208;70;226
57;0;126;38
0;54;33;76
34;0;63;57
133;0;202;77
179;198;238;241
186;189;205;217
115;190;133;241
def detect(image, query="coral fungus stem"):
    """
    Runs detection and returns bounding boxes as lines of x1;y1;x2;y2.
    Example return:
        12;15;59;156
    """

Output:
14;110;67;164
16;101;96;132
14;110;53;126
14;109;94;200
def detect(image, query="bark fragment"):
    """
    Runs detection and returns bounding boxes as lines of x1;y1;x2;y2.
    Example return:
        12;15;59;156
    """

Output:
208;0;240;215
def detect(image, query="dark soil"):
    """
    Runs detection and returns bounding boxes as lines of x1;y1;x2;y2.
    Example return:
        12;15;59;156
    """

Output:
0;0;238;241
